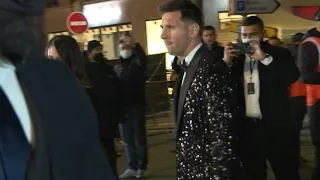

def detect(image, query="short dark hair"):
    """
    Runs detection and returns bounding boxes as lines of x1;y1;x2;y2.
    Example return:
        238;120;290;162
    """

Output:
87;40;101;53
0;9;45;61
158;0;202;27
291;33;304;43
241;16;264;30
203;25;216;31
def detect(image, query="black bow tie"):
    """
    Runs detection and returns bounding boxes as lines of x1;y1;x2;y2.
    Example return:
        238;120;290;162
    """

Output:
180;59;187;72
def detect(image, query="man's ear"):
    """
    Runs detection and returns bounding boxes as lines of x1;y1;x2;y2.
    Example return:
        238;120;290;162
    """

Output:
189;23;200;38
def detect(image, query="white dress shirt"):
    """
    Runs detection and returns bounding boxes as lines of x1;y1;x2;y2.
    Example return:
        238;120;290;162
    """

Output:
0;59;32;143
181;43;203;86
243;55;273;118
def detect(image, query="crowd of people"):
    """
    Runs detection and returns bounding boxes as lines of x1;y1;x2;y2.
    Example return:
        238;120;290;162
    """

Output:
1;0;320;180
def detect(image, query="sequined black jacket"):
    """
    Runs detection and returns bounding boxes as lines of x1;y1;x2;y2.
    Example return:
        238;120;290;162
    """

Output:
174;45;244;179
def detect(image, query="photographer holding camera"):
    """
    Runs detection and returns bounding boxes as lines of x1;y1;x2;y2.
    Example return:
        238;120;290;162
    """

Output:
224;16;300;180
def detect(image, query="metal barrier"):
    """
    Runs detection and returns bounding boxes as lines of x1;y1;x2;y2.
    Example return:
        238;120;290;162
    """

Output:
144;80;174;134
144;53;176;133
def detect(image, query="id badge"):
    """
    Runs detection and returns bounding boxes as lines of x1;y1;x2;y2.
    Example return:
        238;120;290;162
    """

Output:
247;83;255;94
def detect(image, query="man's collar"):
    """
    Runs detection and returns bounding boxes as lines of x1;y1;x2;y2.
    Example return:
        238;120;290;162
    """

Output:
184;43;203;67
0;56;15;70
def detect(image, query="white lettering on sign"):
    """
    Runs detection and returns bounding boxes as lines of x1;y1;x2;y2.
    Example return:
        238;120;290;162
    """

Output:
70;21;87;26
229;0;280;14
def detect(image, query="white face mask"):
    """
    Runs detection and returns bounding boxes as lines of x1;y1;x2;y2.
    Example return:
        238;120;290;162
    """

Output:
120;50;133;59
242;38;260;44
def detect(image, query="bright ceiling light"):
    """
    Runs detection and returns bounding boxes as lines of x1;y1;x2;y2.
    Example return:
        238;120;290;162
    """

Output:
83;1;122;27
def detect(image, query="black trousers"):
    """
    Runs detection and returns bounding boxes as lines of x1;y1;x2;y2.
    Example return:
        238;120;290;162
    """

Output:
309;101;320;180
312;144;320;180
240;117;300;180
289;96;307;162
101;138;117;178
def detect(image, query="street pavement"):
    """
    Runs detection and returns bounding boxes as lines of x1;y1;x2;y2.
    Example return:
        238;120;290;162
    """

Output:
117;115;315;180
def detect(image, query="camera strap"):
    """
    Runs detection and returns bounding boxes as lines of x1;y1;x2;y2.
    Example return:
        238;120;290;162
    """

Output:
249;58;256;82
248;58;257;95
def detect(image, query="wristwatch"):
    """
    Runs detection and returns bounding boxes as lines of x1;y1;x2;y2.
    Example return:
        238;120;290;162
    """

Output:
264;53;270;59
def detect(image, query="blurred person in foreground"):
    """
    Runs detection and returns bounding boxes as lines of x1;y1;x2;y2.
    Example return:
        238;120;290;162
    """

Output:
159;0;244;179
46;35;120;178
0;1;115;180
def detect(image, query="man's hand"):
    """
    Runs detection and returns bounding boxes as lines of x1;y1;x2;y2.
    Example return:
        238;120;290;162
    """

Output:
223;42;239;65
246;40;266;61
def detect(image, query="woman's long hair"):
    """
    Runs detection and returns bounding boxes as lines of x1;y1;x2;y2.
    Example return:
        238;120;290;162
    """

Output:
46;35;91;87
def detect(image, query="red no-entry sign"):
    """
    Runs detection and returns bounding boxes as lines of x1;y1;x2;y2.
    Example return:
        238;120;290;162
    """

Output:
66;12;89;34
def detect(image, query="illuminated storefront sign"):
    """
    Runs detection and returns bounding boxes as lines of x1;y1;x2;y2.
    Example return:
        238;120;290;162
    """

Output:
83;1;122;27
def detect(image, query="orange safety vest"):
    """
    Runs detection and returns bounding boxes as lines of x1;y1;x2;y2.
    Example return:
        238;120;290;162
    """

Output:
289;80;306;97
301;37;320;106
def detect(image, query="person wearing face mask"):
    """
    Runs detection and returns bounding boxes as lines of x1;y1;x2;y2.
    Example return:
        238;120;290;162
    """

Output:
224;16;300;180
0;0;116;179
85;40;124;178
86;40;106;62
119;48;133;59
116;34;148;179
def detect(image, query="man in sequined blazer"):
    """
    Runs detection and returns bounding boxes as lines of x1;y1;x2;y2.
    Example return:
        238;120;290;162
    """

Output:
159;1;244;179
